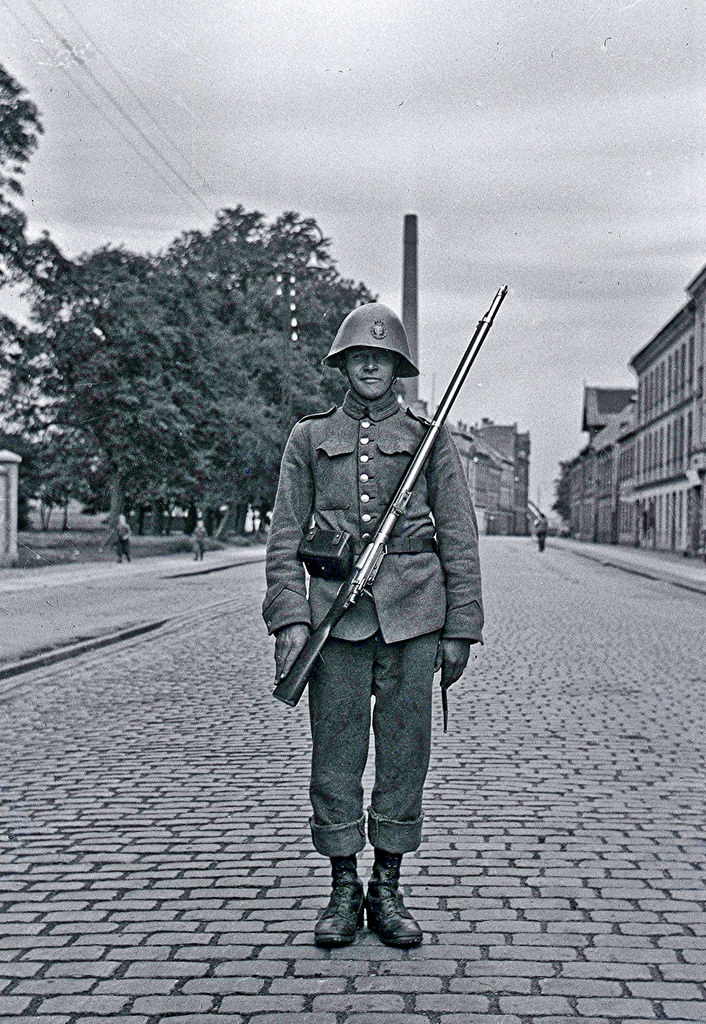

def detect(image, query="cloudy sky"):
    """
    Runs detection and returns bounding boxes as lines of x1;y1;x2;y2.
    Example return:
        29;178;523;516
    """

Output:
2;0;704;508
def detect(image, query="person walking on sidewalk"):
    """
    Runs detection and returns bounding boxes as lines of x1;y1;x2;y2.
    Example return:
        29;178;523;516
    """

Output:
263;302;483;949
192;516;207;561
114;514;131;563
534;514;548;552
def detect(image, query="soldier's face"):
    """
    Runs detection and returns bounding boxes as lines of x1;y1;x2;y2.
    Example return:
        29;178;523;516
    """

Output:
344;347;397;401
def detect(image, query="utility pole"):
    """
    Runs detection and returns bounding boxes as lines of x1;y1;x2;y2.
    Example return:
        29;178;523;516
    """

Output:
275;262;298;429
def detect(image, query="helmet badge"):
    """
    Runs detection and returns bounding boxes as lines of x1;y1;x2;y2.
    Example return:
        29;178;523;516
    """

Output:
370;320;387;340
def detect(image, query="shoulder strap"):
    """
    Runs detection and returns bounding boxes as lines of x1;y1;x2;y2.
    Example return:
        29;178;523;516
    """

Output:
404;406;431;427
298;405;337;423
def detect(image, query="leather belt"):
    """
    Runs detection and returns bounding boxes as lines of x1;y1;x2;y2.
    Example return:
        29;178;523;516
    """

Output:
358;537;437;555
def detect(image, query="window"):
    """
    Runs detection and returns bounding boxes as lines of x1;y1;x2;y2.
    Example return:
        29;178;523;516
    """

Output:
687;411;692;459
688;336;694;389
678;416;685;467
680;343;687;392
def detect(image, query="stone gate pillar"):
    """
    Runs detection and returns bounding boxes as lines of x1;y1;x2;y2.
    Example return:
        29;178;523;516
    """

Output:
0;450;22;566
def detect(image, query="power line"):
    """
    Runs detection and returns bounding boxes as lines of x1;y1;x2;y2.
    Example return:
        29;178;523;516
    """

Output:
2;0;203;212
20;0;212;214
58;0;211;192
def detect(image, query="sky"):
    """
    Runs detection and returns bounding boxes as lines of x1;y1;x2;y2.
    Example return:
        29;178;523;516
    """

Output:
2;0;705;510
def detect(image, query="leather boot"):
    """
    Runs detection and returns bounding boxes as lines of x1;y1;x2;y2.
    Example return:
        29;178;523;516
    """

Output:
314;855;365;947
366;848;423;948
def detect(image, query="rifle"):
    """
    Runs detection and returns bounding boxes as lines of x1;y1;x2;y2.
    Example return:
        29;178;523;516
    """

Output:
273;285;508;709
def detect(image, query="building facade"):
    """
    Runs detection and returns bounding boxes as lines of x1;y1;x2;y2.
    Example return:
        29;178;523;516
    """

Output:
473;418;531;535
566;389;636;543
630;268;706;553
451;421;526;535
562;262;706;556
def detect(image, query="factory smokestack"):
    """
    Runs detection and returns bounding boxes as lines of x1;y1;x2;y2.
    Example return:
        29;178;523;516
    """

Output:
401;213;419;405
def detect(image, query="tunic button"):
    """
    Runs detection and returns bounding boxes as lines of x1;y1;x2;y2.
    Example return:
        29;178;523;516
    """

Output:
361;494;370;503
361;420;370;428
360;437;369;445
360;455;369;463
362;532;371;540
360;473;369;482
361;513;371;522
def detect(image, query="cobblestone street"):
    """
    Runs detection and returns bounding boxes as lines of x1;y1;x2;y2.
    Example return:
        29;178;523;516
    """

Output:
1;537;705;1023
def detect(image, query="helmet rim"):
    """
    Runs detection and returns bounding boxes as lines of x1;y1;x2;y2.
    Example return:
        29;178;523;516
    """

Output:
322;302;419;378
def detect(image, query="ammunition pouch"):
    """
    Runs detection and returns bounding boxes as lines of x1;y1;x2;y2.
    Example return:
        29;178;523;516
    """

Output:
298;527;438;581
298;526;355;581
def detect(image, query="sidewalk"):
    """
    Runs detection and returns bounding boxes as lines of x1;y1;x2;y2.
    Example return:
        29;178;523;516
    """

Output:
0;545;266;667
0;543;265;593
550;536;706;595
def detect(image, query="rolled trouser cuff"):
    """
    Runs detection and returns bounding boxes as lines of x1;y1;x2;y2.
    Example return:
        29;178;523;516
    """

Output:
309;814;366;856
368;806;423;854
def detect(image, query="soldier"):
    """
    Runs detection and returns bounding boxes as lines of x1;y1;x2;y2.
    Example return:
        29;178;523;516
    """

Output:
263;302;483;948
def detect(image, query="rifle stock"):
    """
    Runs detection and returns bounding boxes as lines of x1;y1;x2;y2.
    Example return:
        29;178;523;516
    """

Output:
273;586;350;706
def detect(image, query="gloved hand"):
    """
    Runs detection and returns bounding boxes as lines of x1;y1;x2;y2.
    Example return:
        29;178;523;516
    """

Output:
434;638;472;690
275;624;310;681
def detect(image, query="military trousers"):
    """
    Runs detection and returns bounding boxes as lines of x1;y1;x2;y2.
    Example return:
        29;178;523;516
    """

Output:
308;629;440;857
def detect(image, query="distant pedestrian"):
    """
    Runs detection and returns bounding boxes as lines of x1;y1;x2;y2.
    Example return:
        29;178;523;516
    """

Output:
192;517;207;561
115;514;131;563
534;515;548;552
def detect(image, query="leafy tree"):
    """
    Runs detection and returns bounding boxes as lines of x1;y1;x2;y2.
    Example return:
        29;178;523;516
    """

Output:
552;460;572;524
0;64;42;285
16;241;202;531
7;205;374;536
159;207;373;530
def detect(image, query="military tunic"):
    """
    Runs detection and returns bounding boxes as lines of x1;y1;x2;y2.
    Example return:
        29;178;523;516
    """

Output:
263;388;484;856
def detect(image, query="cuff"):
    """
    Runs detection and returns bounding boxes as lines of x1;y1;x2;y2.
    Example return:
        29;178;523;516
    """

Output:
263;584;312;636
310;815;366;857
442;599;484;642
367;806;423;854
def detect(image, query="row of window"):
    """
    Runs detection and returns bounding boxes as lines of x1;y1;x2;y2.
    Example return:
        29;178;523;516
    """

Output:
573;411;693;494
637;335;697;424
635;411;692;480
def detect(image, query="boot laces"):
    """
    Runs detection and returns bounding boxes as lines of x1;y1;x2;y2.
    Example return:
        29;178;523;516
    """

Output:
325;880;359;920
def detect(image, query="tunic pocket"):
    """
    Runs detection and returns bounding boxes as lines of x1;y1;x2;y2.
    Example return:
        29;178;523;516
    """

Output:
314;437;355;510
376;437;427;504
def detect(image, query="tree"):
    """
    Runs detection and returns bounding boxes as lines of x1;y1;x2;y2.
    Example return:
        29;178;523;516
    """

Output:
6;205;374;536
552;460;572;524
158;207;373;531
0;64;42;285
15;241;203;531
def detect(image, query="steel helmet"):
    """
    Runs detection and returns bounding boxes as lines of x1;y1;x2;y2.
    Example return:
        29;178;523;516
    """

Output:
323;302;419;378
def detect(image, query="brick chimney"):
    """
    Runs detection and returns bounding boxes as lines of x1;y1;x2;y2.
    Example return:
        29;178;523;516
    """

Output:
401;213;419;405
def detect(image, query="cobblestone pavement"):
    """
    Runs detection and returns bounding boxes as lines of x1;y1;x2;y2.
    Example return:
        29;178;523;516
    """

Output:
0;539;705;1023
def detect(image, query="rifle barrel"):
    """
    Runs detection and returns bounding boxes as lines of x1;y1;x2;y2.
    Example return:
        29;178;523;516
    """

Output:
272;286;508;708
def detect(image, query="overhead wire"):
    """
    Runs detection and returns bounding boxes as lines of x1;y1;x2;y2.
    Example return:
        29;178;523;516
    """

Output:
57;0;210;191
1;0;204;214
19;0;212;214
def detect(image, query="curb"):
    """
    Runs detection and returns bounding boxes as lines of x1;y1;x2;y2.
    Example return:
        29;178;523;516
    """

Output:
162;554;265;579
0;563;265;685
0;618;169;684
552;542;706;596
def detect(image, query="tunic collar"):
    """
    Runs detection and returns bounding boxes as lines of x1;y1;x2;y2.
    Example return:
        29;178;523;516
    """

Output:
342;388;400;422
